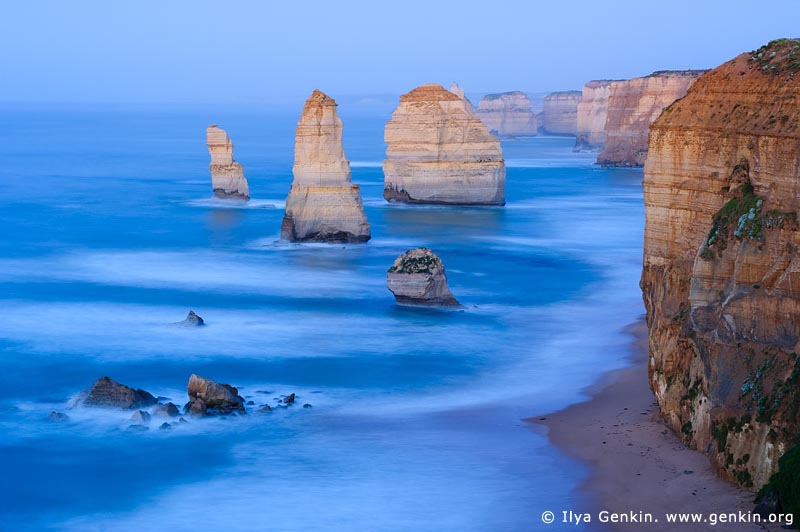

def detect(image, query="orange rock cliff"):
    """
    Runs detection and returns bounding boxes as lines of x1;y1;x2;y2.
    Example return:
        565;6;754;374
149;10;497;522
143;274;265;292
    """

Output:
642;39;800;489
598;70;705;167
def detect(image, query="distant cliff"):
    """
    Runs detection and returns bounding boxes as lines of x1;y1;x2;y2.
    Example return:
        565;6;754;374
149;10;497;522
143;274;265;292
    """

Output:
642;39;800;490
476;91;537;137
574;80;618;151
540;91;581;135
598;71;704;166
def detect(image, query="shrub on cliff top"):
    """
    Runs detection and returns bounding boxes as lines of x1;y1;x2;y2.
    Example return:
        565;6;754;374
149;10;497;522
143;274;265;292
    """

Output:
749;38;800;75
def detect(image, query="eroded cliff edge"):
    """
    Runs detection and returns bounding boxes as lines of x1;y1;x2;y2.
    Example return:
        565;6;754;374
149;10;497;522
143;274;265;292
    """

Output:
642;39;800;490
599;71;705;167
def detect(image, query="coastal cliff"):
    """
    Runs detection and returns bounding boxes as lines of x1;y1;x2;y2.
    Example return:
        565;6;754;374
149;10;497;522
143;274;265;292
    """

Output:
574;80;617;151
476;91;538;137
598;71;704;167
540;91;581;135
641;39;800;490
383;83;505;205
206;125;250;200
281;90;370;243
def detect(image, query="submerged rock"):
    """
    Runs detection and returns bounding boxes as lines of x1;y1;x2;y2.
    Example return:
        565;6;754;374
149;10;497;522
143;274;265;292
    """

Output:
281;89;370;243
207;125;250;200
386;248;460;307
130;410;151;425
283;393;296;405
185;374;245;416
79;376;157;410
179;310;205;327
383;83;505;205
48;411;70;422
152;402;180;418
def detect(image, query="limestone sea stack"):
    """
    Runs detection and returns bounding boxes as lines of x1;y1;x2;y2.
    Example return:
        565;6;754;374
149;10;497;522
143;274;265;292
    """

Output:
386;248;459;307
540;91;581;135
641;39;800;491
281;90;370;243
476;91;538;137
574;80;618;151
597;70;705;167
206;125;250;200
383;83;505;205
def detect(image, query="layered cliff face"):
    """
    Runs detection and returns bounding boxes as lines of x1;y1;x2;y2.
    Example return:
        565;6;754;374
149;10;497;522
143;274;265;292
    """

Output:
574;80;617;151
540;91;581;135
476;91;538;137
281;90;370;243
383;83;505;205
206;125;250;200
642;39;800;490
598;71;704;167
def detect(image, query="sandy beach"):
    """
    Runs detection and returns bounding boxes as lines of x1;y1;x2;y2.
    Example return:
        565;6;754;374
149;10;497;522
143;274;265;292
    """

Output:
532;320;780;531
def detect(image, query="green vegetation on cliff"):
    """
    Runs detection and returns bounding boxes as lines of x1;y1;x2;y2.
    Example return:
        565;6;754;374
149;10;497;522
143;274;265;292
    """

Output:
749;38;800;75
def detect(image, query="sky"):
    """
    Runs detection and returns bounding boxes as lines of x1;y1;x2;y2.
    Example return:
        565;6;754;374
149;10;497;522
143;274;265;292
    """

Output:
1;0;798;104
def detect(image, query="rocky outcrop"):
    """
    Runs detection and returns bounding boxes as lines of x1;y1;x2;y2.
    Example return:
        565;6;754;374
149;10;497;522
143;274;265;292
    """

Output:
383;83;505;205
185;374;245;416
78;377;157;410
206;125;250;200
641;39;800;490
540;91;581;135
476;91;538;137
387;248;460;306
281;90;370;243
178;310;204;327
598;70;705;166
152;402;180;418
574;80;618;151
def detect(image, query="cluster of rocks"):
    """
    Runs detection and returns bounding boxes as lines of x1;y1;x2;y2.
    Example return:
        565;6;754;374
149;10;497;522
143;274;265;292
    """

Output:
50;374;308;431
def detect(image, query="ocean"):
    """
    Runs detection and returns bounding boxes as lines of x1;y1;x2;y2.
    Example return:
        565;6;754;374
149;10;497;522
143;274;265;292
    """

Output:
0;102;644;531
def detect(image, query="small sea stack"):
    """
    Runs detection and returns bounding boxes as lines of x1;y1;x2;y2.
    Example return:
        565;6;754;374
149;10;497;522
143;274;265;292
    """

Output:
78;376;158;410
386;248;460;307
206;125;250;200
185;374;245;416
281;90;371;243
540;91;581;135
383;83;505;205
476;91;538;137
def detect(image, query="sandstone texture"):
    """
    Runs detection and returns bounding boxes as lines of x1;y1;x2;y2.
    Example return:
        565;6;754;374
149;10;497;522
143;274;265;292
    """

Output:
79;376;157;410
383;83;505;205
641;39;800;491
598;71;705;166
540;91;581;135
185;374;245;416
206;125;250;200
281;90;371;243
574;80;618;151
387;248;460;307
476;91;538;137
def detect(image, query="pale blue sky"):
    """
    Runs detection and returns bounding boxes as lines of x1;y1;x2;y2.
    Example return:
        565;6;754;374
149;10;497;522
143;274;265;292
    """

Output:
1;0;797;103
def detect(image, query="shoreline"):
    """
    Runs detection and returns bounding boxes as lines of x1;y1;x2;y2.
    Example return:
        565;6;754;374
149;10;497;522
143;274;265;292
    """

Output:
532;319;775;531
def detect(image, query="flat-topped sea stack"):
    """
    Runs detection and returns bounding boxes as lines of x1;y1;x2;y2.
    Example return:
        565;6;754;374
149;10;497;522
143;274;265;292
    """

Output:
540;91;581;135
476;91;538;137
574;80;619;151
206;125;250;200
387;248;459;307
597;70;705;166
641;39;800;491
383;83;505;205
281;90;370;243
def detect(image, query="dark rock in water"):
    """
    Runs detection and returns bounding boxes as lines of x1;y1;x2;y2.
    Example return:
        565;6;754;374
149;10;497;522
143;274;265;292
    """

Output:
246;400;255;405
258;404;272;413
178;417;188;423
80;376;157;410
159;422;172;431
283;393;296;405
127;424;149;432
48;410;70;421
152;402;180;418
754;485;783;518
179;310;205;327
386;248;460;307
185;374;245;416
303;403;312;409
130;410;151;424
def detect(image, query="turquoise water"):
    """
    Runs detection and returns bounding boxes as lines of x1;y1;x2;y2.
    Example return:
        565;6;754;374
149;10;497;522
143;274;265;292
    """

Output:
0;103;644;531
